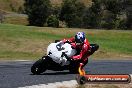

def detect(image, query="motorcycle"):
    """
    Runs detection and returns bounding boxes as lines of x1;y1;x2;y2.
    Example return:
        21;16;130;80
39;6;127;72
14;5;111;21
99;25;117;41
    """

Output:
31;40;99;75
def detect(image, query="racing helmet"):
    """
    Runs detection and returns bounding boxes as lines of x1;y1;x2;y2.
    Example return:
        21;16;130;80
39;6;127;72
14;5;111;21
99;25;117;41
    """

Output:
75;32;85;44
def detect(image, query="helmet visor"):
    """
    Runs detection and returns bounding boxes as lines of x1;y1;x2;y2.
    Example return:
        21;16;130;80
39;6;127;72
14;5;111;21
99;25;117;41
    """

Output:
75;35;84;44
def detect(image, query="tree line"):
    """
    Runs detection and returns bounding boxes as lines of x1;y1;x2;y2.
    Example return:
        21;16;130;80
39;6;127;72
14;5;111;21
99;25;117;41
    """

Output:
24;0;132;29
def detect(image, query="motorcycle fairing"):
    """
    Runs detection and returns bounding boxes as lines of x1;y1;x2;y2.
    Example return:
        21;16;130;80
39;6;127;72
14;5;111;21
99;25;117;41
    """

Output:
47;42;77;66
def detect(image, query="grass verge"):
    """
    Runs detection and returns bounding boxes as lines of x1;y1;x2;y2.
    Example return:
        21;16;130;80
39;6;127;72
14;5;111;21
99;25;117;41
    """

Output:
0;23;132;60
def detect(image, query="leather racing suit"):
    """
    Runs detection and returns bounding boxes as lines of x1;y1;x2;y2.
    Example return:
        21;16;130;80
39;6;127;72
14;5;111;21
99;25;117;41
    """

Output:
61;37;91;68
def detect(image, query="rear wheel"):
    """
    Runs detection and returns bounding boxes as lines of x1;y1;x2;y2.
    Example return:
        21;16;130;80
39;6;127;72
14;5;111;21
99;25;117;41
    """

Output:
69;65;79;74
69;69;79;74
31;57;47;75
69;61;80;74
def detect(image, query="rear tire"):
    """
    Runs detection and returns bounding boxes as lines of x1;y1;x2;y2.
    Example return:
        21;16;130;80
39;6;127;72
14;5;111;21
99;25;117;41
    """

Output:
69;69;79;74
69;66;79;74
31;57;47;75
69;61;80;74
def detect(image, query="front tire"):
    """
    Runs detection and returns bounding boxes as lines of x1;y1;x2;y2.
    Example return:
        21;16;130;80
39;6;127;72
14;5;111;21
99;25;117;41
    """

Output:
31;57;47;75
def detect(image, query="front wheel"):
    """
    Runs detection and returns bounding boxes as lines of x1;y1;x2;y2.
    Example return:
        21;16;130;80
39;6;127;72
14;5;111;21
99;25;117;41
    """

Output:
31;57;47;75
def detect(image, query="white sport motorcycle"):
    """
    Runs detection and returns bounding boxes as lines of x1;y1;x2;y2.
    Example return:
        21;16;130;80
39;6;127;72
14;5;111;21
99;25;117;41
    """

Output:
31;40;99;74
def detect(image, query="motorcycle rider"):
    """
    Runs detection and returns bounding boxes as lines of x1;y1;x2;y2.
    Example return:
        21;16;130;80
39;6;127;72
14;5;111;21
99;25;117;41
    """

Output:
61;32;91;75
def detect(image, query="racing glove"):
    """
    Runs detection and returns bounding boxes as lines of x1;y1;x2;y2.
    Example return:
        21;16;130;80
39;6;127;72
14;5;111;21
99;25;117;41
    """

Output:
65;40;71;44
71;55;81;61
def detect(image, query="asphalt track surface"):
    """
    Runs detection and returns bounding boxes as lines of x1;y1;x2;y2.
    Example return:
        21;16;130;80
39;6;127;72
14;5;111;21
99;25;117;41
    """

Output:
0;60;132;88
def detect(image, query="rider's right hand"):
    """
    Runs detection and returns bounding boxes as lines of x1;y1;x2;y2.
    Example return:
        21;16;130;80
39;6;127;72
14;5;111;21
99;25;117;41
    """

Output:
65;40;71;44
70;43;76;49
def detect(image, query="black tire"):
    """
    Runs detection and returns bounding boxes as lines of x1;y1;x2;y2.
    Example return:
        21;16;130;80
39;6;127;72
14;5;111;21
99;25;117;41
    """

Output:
69;69;79;74
69;66;79;74
31;57;47;75
69;61;80;74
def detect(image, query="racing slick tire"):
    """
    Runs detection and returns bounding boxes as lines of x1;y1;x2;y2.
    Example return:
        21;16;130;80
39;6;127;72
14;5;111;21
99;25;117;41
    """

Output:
31;57;47;75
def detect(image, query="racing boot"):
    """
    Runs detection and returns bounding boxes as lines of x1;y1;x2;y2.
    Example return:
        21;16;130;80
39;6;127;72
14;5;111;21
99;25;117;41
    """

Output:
78;63;86;76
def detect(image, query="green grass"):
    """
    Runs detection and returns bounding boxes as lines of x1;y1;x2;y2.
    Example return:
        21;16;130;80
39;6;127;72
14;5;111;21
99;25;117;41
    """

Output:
0;23;132;60
88;30;132;56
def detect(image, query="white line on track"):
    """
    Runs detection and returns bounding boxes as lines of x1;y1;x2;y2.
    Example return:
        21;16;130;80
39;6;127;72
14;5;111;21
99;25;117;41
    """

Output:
18;80;78;88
